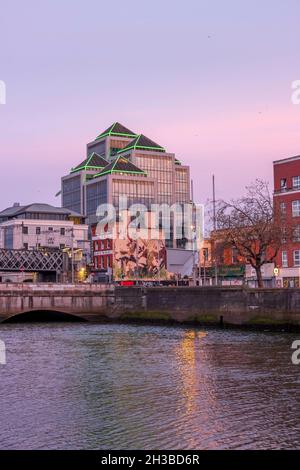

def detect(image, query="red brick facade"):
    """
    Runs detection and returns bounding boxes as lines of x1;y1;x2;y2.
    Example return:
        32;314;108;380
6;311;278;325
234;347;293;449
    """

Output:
273;156;300;272
91;225;113;271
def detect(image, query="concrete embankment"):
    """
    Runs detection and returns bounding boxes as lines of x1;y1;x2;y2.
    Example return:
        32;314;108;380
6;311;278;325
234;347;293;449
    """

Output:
0;284;300;329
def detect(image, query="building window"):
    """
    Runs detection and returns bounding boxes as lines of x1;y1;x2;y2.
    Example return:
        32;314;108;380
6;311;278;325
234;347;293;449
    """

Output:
294;250;300;267
294;226;300;242
60;227;65;236
280;202;286;215
36;227;41;235
22;226;28;235
293;176;300;189
282;227;287;244
280;178;287;190
203;248;209;262
292;200;300;217
48;227;53;231
23;243;28;250
232;247;239;264
60;243;65;250
282;251;288;268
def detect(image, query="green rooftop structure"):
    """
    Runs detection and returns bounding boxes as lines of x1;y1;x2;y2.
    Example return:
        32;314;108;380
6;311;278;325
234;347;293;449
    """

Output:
71;153;109;174
62;122;191;246
95;122;137;141
94;155;146;178
117;134;166;154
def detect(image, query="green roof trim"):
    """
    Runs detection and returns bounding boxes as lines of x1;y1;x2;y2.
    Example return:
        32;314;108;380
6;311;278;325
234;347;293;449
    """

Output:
117;134;166;154
93;155;147;178
70;152;109;174
94;169;147;178
95;122;137;141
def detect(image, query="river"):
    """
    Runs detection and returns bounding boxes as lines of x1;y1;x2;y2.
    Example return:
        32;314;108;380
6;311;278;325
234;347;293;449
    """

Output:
0;322;299;449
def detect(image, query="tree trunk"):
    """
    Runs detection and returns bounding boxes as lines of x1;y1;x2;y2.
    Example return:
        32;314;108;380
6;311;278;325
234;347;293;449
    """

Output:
255;266;264;288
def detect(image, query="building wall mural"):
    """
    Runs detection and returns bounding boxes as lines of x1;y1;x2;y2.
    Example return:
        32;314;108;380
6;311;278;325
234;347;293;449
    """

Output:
113;237;167;280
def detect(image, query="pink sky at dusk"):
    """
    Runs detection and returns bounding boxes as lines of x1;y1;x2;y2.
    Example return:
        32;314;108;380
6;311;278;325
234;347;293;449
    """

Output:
1;0;300;209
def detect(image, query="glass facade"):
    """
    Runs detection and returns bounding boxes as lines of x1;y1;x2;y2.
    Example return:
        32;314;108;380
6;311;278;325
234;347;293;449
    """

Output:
4;226;13;249
132;153;174;204
175;167;189;203
62;175;81;214
110;139;130;159
112;178;155;209
87;140;106;157
86;179;108;216
17;212;67;221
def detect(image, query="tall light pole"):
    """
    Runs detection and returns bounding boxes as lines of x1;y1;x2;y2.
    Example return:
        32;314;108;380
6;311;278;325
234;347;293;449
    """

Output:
213;175;218;286
71;227;75;284
191;224;197;286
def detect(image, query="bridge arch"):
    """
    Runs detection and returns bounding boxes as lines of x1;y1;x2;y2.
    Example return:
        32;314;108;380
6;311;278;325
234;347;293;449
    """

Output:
2;309;88;323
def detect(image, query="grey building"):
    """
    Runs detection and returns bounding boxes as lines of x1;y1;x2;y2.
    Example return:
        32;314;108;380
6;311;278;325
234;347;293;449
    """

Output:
61;122;192;249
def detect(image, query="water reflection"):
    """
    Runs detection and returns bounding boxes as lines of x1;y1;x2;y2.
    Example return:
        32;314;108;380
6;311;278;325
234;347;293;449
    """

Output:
0;323;299;449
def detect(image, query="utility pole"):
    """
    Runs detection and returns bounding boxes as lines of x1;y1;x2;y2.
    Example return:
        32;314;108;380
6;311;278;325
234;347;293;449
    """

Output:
71;228;75;284
213;175;218;286
191;179;197;286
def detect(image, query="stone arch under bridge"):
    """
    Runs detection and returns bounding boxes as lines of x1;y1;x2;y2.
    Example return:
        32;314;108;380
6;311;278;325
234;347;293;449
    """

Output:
1;309;89;323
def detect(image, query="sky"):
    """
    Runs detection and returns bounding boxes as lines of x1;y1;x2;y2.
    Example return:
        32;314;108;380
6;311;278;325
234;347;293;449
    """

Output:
0;0;300;209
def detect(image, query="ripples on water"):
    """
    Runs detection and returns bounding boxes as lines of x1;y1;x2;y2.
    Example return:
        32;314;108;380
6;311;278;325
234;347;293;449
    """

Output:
0;322;299;449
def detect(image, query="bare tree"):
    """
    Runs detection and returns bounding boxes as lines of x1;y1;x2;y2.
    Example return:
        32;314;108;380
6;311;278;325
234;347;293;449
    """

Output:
212;179;288;287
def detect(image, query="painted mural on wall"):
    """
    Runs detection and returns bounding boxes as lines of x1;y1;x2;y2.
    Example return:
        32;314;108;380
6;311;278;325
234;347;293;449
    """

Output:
113;237;167;280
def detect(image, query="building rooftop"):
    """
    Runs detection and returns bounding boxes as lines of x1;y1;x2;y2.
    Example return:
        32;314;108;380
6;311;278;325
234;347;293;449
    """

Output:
117;134;166;154
0;203;84;221
93;155;146;178
95;122;137;141
71;152;109;174
273;155;300;165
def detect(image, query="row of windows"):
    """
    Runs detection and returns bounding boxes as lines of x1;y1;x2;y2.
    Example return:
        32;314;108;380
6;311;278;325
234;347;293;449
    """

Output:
86;180;107;216
22;243;66;250
93;239;113;251
280;176;300;190
63;175;81;192
94;254;113;269
110;139;128;149
175;169;188;182
280;200;300;217
15;213;68;221
22;226;67;235
175;181;189;192
143;169;173;182
62;176;82;214
282;250;300;267
134;155;173;171
112;197;155;209
113;180;155;198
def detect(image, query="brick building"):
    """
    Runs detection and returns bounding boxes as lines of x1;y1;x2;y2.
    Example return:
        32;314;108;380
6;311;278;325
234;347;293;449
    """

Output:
274;155;300;287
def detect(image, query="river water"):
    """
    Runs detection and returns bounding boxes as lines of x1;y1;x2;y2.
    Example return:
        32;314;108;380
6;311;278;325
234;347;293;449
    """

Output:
0;322;299;449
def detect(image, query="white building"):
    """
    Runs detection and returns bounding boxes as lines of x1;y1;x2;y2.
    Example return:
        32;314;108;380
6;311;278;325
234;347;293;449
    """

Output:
0;203;90;282
0;203;88;251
